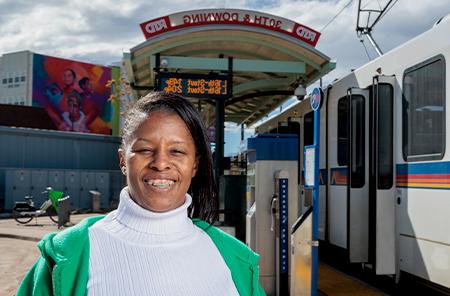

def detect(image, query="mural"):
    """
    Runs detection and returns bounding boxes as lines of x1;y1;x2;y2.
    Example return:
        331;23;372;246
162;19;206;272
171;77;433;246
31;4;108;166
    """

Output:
32;54;112;134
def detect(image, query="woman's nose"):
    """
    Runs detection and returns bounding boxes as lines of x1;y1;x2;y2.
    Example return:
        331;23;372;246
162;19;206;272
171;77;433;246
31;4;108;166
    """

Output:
149;151;171;171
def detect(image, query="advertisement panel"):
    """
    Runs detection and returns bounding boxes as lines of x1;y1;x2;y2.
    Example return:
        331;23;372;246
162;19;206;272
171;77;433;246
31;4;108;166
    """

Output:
32;54;112;134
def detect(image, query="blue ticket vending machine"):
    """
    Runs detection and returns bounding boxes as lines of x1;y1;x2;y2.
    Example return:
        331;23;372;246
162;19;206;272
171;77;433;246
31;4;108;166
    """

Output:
246;134;298;296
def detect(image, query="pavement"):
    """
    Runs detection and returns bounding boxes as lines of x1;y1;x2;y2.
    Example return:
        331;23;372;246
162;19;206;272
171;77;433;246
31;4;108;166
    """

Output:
0;213;102;296
0;213;386;296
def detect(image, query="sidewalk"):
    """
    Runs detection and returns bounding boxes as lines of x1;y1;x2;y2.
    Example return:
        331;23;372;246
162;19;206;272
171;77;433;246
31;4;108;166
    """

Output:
0;213;103;295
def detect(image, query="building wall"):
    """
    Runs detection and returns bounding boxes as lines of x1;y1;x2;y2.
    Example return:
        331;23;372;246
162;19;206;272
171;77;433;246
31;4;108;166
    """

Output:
0;126;120;170
1;50;121;136
0;51;33;106
0;126;123;211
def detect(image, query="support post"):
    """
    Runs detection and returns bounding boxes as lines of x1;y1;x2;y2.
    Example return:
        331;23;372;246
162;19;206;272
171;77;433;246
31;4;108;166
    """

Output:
311;92;321;296
215;98;225;184
214;57;233;186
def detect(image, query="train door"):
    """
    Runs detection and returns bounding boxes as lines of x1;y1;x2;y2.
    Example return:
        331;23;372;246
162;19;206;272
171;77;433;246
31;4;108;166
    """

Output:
368;75;396;274
346;87;369;263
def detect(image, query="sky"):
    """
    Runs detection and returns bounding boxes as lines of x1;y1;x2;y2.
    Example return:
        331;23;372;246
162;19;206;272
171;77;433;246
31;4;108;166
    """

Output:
1;0;450;155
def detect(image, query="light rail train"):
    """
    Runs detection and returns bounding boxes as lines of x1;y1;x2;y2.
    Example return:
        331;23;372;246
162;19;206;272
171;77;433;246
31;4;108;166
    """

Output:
256;14;450;292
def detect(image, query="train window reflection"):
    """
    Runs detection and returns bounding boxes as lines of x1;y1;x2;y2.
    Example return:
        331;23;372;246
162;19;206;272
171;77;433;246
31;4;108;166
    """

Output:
351;96;365;188
337;97;348;166
377;84;393;189
403;56;445;161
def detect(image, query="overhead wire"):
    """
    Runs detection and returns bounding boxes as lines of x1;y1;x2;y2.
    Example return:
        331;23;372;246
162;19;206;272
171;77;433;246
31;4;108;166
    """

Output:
320;0;354;32
359;38;372;61
378;0;399;22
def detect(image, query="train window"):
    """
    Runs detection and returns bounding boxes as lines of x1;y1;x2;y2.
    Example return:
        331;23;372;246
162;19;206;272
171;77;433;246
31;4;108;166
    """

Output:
337;98;348;166
337;95;365;188
351;96;365;188
377;84;394;189
403;56;445;161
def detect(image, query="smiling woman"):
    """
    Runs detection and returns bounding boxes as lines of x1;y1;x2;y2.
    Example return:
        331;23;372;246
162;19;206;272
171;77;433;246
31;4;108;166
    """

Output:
16;92;266;296
119;92;215;220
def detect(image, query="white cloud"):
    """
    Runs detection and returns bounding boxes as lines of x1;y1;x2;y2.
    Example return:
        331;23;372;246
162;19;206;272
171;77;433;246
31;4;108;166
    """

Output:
2;0;449;155
1;0;449;74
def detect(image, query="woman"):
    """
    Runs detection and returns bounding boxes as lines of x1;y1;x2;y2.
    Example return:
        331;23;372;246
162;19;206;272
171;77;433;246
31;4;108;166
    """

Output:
17;92;265;296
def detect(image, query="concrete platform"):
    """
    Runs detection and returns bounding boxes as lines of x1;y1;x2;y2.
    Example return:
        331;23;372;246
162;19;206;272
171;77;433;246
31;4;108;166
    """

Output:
318;262;386;296
0;213;102;295
1;213;387;296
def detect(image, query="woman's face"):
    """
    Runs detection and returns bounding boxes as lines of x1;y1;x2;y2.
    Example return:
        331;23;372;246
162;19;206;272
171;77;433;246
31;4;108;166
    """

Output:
119;111;198;212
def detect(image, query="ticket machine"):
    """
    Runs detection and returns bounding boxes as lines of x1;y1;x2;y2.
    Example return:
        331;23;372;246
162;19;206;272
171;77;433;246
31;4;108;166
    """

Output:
245;134;298;295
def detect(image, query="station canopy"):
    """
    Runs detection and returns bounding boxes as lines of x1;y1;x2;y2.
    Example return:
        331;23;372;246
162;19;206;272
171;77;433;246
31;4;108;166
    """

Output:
128;9;335;127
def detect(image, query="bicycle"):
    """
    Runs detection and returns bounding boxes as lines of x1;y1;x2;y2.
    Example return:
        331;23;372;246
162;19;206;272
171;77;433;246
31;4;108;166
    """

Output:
12;187;64;224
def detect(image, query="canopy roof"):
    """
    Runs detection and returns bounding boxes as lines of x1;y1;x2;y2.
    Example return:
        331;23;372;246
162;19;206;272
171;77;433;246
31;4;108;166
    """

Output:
128;9;335;126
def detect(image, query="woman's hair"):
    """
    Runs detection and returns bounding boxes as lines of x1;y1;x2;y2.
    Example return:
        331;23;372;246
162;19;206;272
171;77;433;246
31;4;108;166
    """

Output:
121;92;218;223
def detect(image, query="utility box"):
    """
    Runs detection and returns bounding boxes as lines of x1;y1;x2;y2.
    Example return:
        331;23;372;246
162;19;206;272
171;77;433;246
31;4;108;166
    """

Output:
64;170;80;210
95;172;110;209
246;134;298;295
110;171;125;209
89;190;101;212
31;170;48;207
5;169;31;211
80;172;96;210
57;196;71;228
48;170;64;192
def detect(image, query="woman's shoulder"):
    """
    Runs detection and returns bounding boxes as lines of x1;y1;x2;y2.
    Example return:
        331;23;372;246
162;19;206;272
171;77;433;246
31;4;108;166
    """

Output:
192;219;259;266
39;216;105;260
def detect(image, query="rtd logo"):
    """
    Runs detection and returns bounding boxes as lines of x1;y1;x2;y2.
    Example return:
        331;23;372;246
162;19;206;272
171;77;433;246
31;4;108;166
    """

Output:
295;25;317;43
145;18;168;34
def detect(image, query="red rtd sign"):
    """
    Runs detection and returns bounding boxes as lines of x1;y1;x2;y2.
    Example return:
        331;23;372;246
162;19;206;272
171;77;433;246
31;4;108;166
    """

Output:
139;9;320;47
143;16;170;35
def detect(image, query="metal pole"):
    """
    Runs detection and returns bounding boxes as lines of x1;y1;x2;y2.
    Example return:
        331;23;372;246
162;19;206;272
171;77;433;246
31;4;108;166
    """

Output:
214;57;233;186
366;32;383;56
215;98;225;185
311;107;320;296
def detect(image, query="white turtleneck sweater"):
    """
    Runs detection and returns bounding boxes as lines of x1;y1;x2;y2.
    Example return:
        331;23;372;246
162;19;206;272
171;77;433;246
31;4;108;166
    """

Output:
87;188;239;296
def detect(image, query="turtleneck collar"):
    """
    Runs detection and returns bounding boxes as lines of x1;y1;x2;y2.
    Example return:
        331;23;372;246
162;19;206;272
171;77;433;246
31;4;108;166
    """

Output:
110;187;195;244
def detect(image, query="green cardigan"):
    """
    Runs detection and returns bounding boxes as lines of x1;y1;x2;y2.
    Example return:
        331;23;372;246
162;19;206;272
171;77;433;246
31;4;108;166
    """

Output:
17;216;266;296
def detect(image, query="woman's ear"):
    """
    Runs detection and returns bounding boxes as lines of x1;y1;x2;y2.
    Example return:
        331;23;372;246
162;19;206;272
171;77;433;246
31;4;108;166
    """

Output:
118;148;126;175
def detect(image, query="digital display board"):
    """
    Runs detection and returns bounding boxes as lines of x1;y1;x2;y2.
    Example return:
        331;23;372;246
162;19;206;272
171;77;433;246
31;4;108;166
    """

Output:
158;72;231;99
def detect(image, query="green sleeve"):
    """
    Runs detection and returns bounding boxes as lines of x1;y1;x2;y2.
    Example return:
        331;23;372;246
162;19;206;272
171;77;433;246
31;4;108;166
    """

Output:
255;283;266;296
16;256;53;296
252;264;266;296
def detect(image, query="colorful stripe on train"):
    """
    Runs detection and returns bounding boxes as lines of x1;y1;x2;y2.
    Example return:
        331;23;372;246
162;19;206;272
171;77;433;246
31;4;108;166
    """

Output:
330;167;348;186
329;162;450;189
300;169;328;185
396;162;450;189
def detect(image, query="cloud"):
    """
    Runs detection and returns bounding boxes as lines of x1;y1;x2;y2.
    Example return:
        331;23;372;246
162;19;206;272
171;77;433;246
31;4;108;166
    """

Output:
1;0;449;74
2;0;449;155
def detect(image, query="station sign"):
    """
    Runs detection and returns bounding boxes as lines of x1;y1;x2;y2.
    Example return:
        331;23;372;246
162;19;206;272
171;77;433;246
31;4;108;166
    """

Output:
310;87;323;111
140;9;320;46
157;72;231;99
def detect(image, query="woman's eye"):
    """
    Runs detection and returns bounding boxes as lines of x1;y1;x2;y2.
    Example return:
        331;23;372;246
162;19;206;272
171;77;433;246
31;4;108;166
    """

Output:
171;149;185;155
134;148;153;154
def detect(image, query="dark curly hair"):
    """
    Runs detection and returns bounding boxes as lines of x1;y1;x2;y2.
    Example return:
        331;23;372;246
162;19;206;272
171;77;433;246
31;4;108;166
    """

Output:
121;92;218;223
